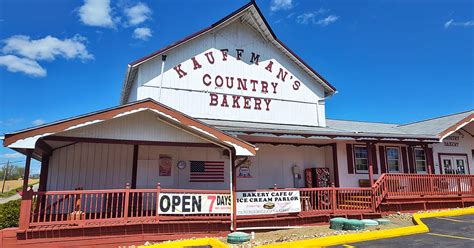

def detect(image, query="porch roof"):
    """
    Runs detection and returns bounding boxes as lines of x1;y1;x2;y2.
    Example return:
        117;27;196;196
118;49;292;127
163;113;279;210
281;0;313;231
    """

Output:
199;110;474;143
3;99;257;156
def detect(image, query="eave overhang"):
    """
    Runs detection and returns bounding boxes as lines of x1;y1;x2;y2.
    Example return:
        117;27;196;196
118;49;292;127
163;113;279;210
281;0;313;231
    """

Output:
3;99;258;157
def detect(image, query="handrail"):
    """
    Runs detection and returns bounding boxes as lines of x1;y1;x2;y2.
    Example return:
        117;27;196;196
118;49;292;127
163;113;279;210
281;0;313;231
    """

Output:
372;173;389;209
20;174;474;230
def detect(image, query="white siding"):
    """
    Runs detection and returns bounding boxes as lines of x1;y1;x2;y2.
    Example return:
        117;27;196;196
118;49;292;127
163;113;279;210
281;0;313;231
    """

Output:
336;141;382;188
236;144;332;190
336;131;474;187
130;21;326;126
137;145;230;190
432;130;474;175
47;143;134;190
59;110;206;143
46;143;338;191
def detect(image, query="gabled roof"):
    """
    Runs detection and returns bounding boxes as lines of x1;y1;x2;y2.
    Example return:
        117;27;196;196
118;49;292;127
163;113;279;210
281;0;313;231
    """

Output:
120;1;336;104
398;110;474;141
3;99;257;156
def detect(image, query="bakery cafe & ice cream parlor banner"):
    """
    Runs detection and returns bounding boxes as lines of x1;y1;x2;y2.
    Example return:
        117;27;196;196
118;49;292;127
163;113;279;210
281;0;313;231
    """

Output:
236;190;301;215
157;191;301;215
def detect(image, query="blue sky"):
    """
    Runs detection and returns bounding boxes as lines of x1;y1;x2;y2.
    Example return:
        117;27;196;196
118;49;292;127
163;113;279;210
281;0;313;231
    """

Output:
0;0;473;173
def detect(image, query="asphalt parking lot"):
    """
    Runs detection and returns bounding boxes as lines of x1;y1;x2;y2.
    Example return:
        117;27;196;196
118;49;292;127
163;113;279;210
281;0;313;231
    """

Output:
331;214;474;248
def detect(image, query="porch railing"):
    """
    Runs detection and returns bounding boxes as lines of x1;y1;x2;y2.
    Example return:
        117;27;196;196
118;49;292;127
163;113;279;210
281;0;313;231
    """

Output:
382;173;474;197
18;173;474;230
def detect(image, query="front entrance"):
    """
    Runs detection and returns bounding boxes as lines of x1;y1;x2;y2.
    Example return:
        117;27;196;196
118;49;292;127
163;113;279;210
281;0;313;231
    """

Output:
440;154;469;174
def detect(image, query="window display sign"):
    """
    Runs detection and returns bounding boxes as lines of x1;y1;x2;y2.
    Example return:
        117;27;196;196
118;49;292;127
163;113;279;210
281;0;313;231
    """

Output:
236;190;301;215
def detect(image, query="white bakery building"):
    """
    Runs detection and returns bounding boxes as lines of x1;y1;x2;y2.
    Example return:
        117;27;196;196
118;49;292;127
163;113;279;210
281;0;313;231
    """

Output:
3;1;473;203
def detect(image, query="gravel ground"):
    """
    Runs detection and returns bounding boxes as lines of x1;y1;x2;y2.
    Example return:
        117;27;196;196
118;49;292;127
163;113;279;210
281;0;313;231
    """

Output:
220;214;414;247
143;207;474;247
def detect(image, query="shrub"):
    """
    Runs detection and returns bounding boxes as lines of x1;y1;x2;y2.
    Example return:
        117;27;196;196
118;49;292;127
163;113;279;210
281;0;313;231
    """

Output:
0;199;21;229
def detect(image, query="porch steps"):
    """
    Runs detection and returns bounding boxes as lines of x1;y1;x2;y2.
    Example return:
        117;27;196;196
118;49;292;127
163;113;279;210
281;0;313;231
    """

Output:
348;196;371;200
337;205;369;210
342;200;372;204
338;195;372;210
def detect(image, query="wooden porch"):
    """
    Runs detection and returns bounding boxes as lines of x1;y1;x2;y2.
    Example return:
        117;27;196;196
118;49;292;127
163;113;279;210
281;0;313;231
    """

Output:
9;174;473;245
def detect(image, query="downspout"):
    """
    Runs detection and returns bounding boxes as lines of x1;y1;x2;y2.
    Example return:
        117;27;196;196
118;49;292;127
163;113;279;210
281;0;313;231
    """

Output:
157;55;167;102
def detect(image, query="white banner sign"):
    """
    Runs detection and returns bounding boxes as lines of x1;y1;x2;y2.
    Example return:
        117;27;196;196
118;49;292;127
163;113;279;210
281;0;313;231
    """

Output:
236;190;301;215
158;193;231;215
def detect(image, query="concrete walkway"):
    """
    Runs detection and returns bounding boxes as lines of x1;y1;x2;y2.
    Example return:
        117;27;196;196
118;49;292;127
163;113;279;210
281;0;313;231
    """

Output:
0;184;39;204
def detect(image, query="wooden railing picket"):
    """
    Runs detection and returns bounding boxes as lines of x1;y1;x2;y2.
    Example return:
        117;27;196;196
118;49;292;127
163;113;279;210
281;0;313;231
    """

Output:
156;183;161;223
24;174;474;229
331;183;336;213
124;183;130;222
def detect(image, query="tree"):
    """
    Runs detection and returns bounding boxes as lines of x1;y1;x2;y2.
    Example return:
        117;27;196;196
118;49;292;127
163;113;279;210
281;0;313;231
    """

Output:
1;161;13;193
15;166;25;180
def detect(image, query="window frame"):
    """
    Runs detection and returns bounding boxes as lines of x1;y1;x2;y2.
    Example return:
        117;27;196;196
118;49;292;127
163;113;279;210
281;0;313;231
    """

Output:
413;148;427;173
353;145;369;174
385;146;402;173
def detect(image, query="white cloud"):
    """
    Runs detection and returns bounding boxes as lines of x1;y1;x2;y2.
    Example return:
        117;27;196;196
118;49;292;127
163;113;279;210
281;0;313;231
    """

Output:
316;15;339;27
133;27;152;40
78;0;115;28
297;12;317;24
296;9;332;25
444;19;474;28
0;34;93;77
2;35;93;61
0;152;23;159
0;55;46;77
32;119;46;126
271;0;293;12
124;3;152;26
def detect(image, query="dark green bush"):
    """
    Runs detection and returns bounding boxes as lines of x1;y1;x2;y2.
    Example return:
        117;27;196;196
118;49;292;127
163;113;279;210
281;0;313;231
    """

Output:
0;199;21;229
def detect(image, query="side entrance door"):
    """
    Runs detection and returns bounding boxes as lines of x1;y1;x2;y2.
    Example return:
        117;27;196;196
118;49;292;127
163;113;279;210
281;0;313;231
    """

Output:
440;154;468;174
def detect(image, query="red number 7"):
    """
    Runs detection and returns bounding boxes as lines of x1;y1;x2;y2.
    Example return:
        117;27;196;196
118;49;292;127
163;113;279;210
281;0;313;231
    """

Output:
207;195;216;212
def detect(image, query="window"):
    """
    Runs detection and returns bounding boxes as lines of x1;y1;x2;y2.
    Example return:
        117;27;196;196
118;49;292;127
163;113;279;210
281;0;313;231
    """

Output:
354;146;368;173
414;148;427;172
386;147;401;172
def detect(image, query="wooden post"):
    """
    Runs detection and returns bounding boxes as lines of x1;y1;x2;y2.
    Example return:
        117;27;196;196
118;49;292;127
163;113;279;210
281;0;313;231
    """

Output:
39;155;50;191
457;178;462;195
124;183;130;221
367;142;374;187
22;149;33;195
331;183;337;213
331;143;340;187
131;145;139;189
19;149;33;230
231;151;237;231
18;188;33;230
156;182;161;223
423;144;432;174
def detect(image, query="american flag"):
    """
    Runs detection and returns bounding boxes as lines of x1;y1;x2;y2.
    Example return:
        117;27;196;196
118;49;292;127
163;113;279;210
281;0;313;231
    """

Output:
190;161;225;182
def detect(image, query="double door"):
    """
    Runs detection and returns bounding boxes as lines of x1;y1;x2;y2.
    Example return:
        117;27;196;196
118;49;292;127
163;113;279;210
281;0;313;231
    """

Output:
440;154;468;174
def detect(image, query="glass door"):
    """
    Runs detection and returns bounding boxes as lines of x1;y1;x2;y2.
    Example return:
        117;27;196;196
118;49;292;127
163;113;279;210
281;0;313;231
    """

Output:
441;155;468;174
